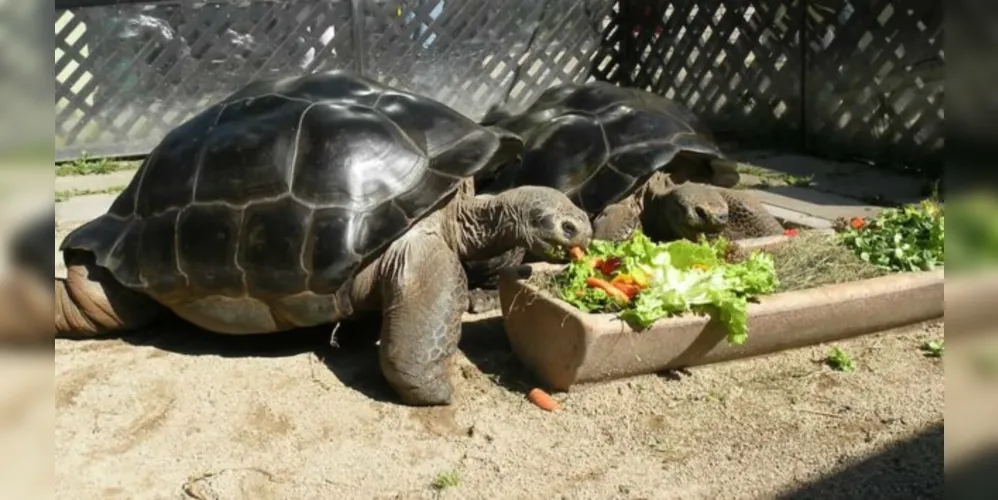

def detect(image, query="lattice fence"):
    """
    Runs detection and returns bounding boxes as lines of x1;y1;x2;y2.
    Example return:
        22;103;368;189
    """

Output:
54;0;614;161
54;0;942;175
615;0;943;174
801;0;943;174
603;0;805;149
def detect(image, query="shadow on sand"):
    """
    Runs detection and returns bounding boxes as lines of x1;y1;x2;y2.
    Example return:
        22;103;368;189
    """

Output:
775;422;944;499
94;310;538;404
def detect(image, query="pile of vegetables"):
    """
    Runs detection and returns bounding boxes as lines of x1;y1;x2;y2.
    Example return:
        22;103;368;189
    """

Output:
837;198;944;273
553;231;778;345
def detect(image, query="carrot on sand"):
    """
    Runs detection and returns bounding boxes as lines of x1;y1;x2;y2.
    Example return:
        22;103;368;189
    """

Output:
527;388;559;411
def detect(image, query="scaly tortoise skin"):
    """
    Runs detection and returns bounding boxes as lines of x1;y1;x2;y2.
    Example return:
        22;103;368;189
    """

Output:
51;69;593;406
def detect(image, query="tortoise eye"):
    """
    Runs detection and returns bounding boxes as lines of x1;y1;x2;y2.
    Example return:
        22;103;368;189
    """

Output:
561;221;578;239
695;207;709;221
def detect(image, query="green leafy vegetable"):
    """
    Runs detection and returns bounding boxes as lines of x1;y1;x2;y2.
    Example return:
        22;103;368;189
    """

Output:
825;346;855;372
838;199;944;273
920;340;944;358
554;231;778;345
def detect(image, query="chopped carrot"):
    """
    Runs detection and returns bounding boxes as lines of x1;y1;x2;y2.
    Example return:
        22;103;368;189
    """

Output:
849;217;865;230
568;247;586;262
585;277;630;304
614;282;642;298
528;388;559;411
783;228;800;237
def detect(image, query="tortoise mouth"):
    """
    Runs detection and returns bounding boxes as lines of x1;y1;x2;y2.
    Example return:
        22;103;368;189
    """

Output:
677;223;725;242
530;240;574;263
537;242;568;261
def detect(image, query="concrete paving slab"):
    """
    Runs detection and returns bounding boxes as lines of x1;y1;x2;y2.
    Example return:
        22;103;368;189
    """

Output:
727;151;932;206
55;193;115;226
746;186;884;221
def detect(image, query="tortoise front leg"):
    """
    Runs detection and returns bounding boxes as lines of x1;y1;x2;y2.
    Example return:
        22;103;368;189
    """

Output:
376;232;467;406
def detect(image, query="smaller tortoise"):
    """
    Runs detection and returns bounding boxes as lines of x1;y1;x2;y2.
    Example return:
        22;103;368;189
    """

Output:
474;80;742;211
608;171;784;243
49;70;593;406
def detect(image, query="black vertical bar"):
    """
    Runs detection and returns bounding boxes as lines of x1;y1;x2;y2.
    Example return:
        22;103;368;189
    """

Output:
351;0;367;75
617;0;636;86
799;0;809;153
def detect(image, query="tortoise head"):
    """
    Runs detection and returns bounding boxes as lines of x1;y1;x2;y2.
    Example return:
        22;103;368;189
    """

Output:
500;186;593;260
661;182;730;240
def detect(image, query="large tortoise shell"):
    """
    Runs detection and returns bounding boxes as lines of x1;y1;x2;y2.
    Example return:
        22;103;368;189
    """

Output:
61;70;521;304
480;81;727;215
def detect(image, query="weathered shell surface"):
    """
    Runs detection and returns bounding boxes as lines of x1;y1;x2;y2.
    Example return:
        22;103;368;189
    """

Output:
483;81;725;214
61;70;518;310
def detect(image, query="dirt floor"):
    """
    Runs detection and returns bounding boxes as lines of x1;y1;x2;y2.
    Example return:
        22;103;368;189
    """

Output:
53;312;944;500
47;163;945;499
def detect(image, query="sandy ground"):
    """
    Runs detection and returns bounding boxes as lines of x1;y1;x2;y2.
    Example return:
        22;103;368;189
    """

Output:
53;313;944;500
44;170;946;499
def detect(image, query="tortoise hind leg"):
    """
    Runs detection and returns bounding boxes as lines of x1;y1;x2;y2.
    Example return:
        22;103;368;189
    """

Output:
55;250;163;337
376;232;467;406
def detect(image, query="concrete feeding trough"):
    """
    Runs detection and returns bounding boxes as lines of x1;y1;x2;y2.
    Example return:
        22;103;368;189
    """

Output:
498;235;944;391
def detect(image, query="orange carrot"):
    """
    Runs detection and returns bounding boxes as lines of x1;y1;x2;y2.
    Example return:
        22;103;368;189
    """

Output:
849;217;865;230
614;282;642;298
610;273;647;289
527;388;559;411
568;247;586;262
585;277;630;304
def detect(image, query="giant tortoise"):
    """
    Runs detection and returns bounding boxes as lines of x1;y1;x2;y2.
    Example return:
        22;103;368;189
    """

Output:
51;70;592;406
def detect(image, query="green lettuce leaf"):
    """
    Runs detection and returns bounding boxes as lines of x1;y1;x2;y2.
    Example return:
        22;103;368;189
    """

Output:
555;230;779;344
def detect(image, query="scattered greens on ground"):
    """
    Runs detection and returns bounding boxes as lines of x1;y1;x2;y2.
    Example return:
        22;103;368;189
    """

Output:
55;153;139;177
734;164;814;187
920;340;944;358
825;346;855;372
553;231;778;345
837;199;944;273
944;191;998;272
431;471;460;490
781;174;815;187
55;185;126;202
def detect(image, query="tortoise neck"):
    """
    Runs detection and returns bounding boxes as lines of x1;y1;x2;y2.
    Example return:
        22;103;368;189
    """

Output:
450;193;522;262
